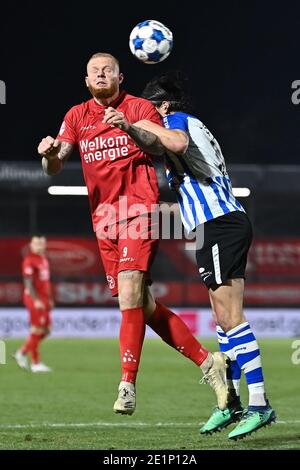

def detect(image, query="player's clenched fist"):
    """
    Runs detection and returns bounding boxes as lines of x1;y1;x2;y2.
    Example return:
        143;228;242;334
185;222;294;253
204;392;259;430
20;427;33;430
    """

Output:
37;136;61;159
102;107;130;131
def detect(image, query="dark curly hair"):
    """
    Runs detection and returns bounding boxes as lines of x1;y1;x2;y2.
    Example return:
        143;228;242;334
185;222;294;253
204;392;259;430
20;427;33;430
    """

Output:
141;70;192;113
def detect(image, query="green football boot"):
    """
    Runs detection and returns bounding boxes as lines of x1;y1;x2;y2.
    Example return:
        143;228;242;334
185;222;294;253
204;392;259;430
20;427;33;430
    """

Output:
228;402;276;440
200;401;244;434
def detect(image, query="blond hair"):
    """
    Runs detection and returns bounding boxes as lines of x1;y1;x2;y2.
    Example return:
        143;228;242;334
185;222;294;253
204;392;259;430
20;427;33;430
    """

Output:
87;52;119;70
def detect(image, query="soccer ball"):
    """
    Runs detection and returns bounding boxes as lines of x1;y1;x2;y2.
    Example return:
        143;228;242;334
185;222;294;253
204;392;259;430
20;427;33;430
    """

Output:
129;20;173;64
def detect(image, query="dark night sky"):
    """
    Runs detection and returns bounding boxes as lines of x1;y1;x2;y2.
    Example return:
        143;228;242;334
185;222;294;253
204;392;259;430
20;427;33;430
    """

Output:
0;0;299;165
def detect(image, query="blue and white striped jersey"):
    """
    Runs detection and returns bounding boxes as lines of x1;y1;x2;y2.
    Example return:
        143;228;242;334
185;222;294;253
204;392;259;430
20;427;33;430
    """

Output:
162;112;245;233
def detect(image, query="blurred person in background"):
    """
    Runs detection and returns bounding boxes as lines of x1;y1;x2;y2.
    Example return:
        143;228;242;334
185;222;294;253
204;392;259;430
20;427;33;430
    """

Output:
13;235;53;373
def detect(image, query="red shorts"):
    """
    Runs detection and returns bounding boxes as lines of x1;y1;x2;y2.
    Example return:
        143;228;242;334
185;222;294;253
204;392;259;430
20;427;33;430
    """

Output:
97;214;159;296
24;296;51;328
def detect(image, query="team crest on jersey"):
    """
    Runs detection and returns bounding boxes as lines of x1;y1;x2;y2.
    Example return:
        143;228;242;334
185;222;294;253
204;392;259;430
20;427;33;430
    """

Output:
106;274;115;290
80;125;97;131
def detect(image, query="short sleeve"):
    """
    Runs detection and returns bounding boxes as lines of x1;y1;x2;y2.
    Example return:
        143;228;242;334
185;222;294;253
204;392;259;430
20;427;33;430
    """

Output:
22;257;34;278
163;113;189;132
135;99;162;126
56;108;78;144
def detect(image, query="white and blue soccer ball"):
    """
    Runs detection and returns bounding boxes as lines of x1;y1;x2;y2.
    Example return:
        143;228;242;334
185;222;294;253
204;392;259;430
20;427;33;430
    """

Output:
129;20;173;64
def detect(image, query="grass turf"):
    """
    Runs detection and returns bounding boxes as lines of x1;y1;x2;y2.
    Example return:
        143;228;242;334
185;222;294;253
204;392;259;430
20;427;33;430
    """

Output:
0;338;299;450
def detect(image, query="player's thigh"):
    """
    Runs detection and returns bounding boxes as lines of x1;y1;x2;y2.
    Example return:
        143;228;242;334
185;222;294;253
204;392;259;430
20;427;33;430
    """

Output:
29;308;51;330
196;211;252;290
118;217;159;288
117;214;159;273
97;235;119;297
117;216;159;303
118;269;146;305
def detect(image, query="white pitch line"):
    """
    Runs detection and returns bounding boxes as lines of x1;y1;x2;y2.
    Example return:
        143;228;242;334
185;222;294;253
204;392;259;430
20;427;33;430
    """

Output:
0;422;198;429
0;420;299;430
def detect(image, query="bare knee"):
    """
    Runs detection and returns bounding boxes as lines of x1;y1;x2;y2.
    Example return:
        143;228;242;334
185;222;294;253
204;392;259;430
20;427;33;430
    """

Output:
211;302;233;332
212;302;245;332
30;326;50;336
209;280;246;333
118;270;144;310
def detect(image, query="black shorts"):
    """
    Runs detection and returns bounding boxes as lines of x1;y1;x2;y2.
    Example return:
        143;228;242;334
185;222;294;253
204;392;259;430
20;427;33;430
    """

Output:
195;211;253;289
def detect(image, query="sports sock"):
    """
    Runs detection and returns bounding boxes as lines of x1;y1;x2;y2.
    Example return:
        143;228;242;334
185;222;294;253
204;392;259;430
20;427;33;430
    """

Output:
21;334;42;364
227;322;266;406
147;302;208;366
216;325;241;401
119;307;145;384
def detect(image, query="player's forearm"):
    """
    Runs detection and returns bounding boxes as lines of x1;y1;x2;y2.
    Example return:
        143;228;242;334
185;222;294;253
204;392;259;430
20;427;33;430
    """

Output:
24;278;38;300
135;120;188;155
126;124;165;156
42;156;63;176
41;141;73;175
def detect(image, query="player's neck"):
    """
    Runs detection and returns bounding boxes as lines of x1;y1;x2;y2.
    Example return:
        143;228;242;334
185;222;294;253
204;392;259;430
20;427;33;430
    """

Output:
93;91;120;107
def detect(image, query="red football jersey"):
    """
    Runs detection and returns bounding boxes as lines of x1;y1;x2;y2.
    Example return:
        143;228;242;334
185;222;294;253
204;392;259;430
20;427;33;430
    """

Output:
57;91;162;231
22;252;51;301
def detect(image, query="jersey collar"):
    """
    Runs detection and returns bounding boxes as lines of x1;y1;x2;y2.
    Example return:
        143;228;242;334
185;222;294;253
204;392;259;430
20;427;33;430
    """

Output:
90;90;127;113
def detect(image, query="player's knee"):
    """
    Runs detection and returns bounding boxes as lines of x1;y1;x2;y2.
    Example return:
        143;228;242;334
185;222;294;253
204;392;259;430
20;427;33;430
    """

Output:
215;307;245;333
118;283;143;309
31;326;46;336
226;313;247;331
215;313;231;333
118;271;144;309
119;289;143;309
210;299;232;332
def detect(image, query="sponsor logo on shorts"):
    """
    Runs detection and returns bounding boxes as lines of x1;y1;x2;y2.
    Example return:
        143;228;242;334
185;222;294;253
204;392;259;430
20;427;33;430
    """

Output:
199;267;212;282
106;275;115;290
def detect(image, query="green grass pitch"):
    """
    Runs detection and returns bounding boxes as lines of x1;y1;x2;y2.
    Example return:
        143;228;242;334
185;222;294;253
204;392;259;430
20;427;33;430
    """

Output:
0;338;299;450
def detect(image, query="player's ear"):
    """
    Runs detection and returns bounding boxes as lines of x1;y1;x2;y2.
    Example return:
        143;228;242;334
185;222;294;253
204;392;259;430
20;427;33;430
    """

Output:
162;101;170;114
119;73;124;85
85;76;89;88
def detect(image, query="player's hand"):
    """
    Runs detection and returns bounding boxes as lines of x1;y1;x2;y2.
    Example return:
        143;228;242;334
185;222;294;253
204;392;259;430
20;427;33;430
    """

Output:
102;107;129;131
37;136;61;160
34;298;46;310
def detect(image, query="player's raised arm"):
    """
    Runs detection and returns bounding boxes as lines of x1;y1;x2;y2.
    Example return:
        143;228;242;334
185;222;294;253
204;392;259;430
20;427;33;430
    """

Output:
126;124;166;156
37;137;74;176
134;119;189;155
102;107;165;156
